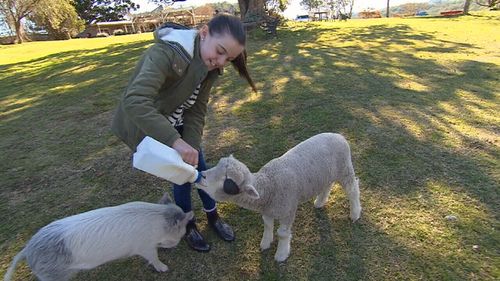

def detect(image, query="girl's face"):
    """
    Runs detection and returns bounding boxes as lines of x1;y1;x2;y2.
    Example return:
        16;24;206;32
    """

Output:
199;26;244;71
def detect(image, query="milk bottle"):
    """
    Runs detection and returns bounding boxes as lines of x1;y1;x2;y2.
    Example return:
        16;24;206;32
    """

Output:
133;136;202;185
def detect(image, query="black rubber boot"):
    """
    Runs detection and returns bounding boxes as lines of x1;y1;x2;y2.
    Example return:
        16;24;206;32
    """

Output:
207;210;235;242
184;219;210;252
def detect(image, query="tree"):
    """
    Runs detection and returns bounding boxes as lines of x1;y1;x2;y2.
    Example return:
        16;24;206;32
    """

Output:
30;0;85;39
234;0;289;22
475;0;499;9
266;0;289;12
300;0;323;11
463;0;472;13
238;0;265;21
211;1;239;14
325;0;355;19
386;0;390;17
0;0;42;43
342;0;354;18
72;0;139;24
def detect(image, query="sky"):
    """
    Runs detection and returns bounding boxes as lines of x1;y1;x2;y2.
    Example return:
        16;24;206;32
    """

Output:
135;0;431;19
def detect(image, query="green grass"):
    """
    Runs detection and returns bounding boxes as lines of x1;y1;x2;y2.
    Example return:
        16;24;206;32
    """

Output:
1;11;499;281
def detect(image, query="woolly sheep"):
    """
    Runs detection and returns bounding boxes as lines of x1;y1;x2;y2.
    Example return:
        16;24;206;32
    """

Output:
197;133;361;262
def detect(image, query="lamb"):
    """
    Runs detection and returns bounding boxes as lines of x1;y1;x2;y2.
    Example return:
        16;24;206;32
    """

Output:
197;133;361;262
3;193;193;281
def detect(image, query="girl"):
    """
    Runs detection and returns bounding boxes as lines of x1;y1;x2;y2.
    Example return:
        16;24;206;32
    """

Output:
112;14;256;252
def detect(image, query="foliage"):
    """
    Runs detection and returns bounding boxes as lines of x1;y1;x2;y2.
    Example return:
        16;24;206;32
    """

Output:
265;0;289;12
300;0;324;11
29;0;85;40
72;0;139;24
392;0;490;15
391;2;431;15
475;0;499;7
299;0;354;18
0;14;12;36
0;0;83;42
226;1;287;23
359;10;382;18
327;0;355;17
211;1;237;13
0;0;42;43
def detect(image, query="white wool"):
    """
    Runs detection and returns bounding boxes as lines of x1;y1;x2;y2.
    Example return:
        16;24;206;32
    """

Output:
199;133;362;262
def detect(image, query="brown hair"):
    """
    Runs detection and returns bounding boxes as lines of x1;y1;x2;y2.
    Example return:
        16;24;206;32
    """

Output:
207;14;257;92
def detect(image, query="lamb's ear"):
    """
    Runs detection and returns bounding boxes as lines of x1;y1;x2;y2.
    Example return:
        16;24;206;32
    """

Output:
158;192;172;204
243;184;260;199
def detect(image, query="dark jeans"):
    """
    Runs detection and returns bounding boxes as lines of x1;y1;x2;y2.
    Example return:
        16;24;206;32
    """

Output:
173;126;216;213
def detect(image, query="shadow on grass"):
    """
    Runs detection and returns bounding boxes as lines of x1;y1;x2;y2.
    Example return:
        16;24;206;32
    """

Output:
211;22;498;208
0;40;150;186
0;40;152;246
0;21;498;281
205;23;499;280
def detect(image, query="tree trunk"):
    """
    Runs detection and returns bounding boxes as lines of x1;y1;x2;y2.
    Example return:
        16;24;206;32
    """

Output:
238;0;248;17
463;0;472;14
14;20;26;44
238;0;265;21
386;0;390;17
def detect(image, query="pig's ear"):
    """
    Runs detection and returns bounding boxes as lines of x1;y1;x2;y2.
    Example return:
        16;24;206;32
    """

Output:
158;192;172;204
174;211;193;227
243;184;259;199
184;211;194;222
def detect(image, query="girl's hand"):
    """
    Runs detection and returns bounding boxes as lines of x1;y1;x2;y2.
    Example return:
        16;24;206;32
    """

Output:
172;138;199;167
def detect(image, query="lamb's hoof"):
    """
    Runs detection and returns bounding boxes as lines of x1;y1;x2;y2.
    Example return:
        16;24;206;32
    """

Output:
313;203;325;208
153;262;169;272
260;241;271;251
274;252;289;262
350;207;361;222
313;198;327;208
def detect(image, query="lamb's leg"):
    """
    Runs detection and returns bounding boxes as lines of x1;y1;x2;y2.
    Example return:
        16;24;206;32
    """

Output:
314;183;334;208
139;248;168;272
342;176;361;222
275;223;292;262
260;215;274;250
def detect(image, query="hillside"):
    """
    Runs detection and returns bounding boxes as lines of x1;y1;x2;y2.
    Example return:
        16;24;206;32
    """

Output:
389;0;492;16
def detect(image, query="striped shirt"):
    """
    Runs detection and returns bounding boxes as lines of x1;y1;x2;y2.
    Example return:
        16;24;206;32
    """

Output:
167;84;201;127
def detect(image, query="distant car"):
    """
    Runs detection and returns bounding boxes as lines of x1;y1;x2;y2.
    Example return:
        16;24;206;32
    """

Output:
415;11;428;16
295;15;310;22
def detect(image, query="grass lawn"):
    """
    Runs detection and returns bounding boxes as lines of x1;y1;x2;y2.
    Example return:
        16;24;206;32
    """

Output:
1;11;499;281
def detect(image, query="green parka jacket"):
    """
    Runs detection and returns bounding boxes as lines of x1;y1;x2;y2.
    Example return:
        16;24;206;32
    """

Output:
111;27;220;151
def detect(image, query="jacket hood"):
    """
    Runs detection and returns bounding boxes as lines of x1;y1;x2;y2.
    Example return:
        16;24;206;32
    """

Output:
154;27;198;59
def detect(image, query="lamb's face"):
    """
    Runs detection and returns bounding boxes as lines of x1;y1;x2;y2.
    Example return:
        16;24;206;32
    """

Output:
197;156;259;201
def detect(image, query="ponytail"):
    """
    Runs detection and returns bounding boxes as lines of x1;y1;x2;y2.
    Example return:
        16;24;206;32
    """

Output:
208;14;257;93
